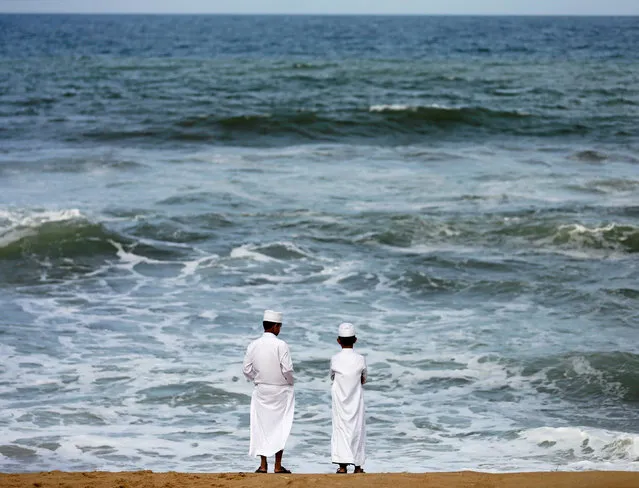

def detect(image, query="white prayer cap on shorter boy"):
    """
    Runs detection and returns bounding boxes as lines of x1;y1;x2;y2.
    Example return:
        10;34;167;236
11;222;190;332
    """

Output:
263;310;283;323
338;322;356;337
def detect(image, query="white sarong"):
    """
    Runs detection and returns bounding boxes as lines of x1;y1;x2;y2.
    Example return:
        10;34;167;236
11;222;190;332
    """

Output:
331;349;366;466
249;383;295;457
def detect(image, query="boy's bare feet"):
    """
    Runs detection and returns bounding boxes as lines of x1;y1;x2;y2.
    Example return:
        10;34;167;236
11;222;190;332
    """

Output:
354;466;365;473
336;464;348;473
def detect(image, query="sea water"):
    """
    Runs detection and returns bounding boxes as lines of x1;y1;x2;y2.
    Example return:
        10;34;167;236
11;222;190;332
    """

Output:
0;14;638;473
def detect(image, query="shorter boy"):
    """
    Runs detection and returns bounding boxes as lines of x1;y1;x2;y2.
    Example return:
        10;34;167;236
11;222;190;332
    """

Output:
330;322;367;474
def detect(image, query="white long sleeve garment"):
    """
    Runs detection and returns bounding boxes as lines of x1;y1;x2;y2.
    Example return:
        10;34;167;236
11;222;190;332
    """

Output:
243;332;294;386
243;332;295;457
330;348;367;466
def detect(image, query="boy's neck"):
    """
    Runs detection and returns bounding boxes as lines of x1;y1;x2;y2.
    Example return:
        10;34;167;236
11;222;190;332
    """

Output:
341;346;354;349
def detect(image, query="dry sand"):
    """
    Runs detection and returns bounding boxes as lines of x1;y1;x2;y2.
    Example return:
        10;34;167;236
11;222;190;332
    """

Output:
1;470;638;488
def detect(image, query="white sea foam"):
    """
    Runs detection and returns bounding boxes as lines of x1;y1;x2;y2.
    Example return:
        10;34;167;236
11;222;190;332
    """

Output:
369;104;413;112
0;208;85;248
519;427;639;464
557;222;637;249
369;103;453;112
0;208;83;228
2;143;639;474
2;296;638;474
229;244;275;262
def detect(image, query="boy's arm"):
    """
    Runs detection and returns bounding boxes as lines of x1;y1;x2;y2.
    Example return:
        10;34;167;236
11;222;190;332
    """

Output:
280;343;294;385
361;357;367;385
242;344;256;381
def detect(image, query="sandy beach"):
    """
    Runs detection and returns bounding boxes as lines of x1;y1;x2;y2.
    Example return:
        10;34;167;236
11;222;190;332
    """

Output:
1;471;638;488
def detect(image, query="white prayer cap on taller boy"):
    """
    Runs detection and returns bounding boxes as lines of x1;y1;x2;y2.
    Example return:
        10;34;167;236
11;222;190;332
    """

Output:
263;310;283;323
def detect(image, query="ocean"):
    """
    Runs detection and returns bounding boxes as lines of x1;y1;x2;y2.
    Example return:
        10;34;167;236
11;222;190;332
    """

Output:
0;14;638;474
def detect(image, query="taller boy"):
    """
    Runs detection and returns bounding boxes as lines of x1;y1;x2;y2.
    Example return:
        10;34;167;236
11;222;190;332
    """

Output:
243;310;295;473
330;322;367;473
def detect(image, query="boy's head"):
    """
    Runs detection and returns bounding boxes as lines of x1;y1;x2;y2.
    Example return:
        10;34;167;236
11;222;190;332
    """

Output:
263;309;283;335
337;322;357;348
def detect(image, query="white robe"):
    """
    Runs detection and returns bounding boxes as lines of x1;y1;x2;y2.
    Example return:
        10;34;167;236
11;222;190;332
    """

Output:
243;332;295;457
330;348;367;466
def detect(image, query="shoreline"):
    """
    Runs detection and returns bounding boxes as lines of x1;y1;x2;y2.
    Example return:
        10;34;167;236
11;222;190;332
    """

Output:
1;470;639;488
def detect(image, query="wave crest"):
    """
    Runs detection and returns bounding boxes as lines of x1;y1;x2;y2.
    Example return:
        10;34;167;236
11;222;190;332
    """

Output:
0;213;122;261
77;103;585;145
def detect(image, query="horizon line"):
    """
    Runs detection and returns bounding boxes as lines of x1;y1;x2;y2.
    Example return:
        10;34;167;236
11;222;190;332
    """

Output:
1;12;638;17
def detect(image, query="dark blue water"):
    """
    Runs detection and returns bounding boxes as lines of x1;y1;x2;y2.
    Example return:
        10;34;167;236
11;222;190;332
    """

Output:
0;15;638;474
2;15;639;147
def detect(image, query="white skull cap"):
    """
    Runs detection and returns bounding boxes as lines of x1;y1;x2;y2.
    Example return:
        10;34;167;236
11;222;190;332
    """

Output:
338;322;356;337
263;310;283;323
